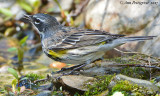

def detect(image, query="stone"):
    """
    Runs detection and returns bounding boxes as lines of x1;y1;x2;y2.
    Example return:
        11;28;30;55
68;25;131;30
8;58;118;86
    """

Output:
80;61;122;76
59;75;95;91
85;0;160;57
0;66;10;73
85;0;159;33
36;90;52;96
109;74;160;94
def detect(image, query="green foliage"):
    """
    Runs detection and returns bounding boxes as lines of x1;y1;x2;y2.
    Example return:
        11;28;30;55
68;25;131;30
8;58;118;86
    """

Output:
107;56;140;64
54;0;62;10
7;47;17;52
17;0;33;12
0;8;13;17
8;36;28;74
17;48;24;63
25;73;44;82
11;79;17;93
84;75;114;96
108;80;143;96
8;68;19;80
19;36;28;46
28;0;40;7
7;68;22;95
121;67;150;79
17;36;28;63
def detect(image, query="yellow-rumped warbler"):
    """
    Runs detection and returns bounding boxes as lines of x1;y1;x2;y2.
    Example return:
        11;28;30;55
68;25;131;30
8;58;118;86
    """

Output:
24;13;155;74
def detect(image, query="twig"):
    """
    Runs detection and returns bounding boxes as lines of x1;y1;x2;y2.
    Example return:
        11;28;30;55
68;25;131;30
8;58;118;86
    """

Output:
114;48;160;62
107;63;160;70
70;0;89;17
100;0;110;30
34;74;51;84
148;57;152;80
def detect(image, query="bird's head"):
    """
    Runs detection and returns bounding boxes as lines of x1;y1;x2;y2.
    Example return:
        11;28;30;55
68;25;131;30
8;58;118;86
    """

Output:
24;13;61;35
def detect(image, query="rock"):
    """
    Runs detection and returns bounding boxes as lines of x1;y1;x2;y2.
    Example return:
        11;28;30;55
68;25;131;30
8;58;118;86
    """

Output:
85;0;159;34
0;66;10;73
80;61;122;76
109;74;160;95
59;75;95;91
85;0;160;57
36;90;52;96
154;76;160;88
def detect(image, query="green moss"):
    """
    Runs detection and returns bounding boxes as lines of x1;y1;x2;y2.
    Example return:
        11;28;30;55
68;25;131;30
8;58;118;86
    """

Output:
83;75;115;96
18;73;45;89
120;67;150;79
82;75;147;96
25;73;44;82
106;54;150;79
108;80;143;96
106;55;140;64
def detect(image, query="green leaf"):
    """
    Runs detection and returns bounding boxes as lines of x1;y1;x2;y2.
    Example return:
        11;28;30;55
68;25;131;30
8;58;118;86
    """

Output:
0;8;13;17
11;79;17;93
7;47;17;52
8;68;19;80
17;87;21;93
19;36;28;46
47;8;54;12
20;77;28;81
18;1;32;12
28;0;40;7
54;0;62;10
33;0;40;7
17;48;24;63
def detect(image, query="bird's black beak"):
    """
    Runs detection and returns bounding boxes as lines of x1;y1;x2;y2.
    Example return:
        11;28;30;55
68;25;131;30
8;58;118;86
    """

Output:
23;14;32;21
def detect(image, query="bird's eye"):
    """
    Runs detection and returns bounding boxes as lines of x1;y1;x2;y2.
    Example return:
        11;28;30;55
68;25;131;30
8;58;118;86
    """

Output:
34;19;41;24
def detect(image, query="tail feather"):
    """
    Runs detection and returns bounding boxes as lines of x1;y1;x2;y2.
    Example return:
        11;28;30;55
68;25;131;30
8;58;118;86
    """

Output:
124;36;156;42
99;36;156;51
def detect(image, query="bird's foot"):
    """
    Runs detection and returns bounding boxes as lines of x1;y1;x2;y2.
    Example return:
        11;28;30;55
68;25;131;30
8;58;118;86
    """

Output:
55;63;84;73
54;63;88;79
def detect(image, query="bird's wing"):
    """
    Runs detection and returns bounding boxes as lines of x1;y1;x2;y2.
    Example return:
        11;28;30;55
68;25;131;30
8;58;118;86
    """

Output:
49;27;125;50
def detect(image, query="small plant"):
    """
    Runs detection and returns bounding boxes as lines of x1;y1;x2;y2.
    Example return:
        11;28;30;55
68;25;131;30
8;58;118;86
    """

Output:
6;68;44;95
6;68;21;95
8;36;28;74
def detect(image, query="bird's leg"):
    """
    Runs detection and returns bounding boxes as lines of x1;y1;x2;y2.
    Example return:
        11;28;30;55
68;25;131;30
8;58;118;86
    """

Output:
56;63;83;73
62;63;88;75
56;60;91;79
56;63;89;79
62;59;91;75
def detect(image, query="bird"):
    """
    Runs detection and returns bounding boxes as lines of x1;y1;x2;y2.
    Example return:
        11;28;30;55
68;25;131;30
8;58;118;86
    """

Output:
24;13;156;74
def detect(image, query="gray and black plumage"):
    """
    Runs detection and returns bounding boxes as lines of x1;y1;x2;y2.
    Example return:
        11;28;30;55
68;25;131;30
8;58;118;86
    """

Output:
24;13;156;65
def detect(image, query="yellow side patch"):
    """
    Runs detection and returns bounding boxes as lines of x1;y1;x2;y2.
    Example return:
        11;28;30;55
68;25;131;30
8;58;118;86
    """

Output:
48;50;67;58
98;41;106;45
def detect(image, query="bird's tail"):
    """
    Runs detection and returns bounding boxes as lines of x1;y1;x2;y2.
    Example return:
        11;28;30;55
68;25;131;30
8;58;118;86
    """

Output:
99;36;156;51
122;36;156;43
